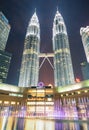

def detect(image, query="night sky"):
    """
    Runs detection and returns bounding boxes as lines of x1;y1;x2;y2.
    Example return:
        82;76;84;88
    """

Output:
0;0;89;86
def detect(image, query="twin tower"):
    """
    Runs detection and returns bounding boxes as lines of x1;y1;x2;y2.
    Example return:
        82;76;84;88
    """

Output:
18;9;75;87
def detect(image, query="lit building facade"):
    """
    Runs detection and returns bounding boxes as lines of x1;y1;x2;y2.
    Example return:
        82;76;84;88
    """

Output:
19;11;40;87
80;62;89;80
80;26;89;63
0;12;11;51
0;80;89;118
0;50;11;83
52;10;75;87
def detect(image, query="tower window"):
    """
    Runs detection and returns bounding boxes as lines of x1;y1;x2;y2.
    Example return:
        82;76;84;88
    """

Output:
56;20;58;25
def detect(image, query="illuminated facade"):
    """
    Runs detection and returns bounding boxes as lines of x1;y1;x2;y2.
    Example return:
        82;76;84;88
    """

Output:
52;10;75;87
19;11;40;87
27;86;54;116
0;84;54;116
0;80;89;118
80;62;89;80
80;26;89;63
0;12;11;51
0;50;11;83
0;12;11;83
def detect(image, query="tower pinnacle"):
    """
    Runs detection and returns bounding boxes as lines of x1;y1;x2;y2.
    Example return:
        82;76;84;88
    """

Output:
57;6;59;12
35;8;36;13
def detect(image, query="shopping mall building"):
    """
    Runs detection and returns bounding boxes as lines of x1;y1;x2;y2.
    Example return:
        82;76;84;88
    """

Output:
0;80;89;118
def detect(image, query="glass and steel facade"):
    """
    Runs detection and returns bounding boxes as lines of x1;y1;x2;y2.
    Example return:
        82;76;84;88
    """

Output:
19;11;40;87
27;86;54;116
0;12;11;51
0;84;54;117
80;62;89;80
0;50;11;83
52;10;75;87
80;26;89;63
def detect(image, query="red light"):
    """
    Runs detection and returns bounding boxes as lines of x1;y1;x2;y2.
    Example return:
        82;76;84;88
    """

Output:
75;78;80;83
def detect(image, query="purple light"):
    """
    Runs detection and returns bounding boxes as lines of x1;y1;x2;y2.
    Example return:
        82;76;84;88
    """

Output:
38;82;44;88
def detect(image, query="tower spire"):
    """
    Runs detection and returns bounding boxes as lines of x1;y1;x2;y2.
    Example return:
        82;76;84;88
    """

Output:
57;6;58;12
56;6;59;14
35;8;36;13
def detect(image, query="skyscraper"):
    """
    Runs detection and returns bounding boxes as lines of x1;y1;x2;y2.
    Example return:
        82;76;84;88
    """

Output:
80;26;89;63
52;10;75;87
19;11;40;87
80;62;89;80
0;50;11;83
0;12;11;51
0;12;11;83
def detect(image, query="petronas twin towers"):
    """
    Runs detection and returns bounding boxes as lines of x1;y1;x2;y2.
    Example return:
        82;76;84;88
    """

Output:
19;9;75;87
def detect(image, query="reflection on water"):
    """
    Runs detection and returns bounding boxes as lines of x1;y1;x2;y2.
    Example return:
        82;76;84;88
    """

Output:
0;117;89;130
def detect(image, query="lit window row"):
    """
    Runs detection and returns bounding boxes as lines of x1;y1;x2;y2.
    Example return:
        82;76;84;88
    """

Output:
61;90;88;97
9;93;23;97
27;102;54;105
0;100;19;105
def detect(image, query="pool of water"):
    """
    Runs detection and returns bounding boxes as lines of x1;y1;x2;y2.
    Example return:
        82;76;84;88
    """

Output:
0;117;89;130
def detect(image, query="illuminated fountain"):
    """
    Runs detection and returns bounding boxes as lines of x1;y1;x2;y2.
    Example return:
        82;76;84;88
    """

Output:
54;95;89;120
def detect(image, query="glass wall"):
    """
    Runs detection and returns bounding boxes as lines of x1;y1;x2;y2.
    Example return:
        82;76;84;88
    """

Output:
27;87;54;116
